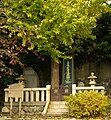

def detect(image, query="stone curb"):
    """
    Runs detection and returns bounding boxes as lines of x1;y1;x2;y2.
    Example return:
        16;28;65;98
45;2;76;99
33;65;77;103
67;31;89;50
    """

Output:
0;117;76;120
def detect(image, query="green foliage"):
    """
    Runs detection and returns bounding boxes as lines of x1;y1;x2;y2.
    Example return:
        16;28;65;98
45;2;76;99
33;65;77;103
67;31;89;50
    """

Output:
65;91;110;119
72;12;111;66
1;0;110;59
92;12;111;62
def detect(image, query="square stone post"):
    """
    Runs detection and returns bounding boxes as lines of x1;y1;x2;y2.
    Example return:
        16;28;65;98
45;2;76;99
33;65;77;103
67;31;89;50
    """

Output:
46;85;51;102
72;84;76;95
51;59;59;93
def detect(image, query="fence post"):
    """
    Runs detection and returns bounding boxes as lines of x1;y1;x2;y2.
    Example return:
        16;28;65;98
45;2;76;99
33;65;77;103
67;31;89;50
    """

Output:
72;84;76;95
101;89;105;95
5;89;9;102
46;85;51;102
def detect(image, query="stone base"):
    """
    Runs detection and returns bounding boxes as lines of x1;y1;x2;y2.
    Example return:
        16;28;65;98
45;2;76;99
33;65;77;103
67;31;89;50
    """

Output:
2;102;46;116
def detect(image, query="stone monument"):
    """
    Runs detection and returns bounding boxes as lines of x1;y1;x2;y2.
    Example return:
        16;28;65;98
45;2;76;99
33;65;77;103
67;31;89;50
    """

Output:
23;67;39;88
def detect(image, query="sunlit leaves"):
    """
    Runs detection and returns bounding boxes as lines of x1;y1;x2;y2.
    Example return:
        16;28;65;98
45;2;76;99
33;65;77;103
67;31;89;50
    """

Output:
2;0;110;59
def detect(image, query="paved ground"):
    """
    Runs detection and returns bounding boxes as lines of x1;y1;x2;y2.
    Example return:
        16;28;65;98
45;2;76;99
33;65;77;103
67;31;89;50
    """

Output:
1;116;111;120
0;116;76;120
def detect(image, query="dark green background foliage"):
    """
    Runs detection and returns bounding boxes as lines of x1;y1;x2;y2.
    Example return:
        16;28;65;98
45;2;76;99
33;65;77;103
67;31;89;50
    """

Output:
74;12;111;66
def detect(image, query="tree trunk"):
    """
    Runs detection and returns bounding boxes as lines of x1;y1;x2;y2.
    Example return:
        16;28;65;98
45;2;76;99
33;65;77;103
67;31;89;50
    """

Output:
51;59;59;92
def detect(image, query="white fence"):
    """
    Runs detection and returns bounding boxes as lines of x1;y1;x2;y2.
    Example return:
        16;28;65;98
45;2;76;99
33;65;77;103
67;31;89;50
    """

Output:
4;85;51;102
72;84;105;95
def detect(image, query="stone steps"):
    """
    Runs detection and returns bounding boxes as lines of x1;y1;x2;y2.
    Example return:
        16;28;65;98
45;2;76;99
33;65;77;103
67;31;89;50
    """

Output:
47;101;69;116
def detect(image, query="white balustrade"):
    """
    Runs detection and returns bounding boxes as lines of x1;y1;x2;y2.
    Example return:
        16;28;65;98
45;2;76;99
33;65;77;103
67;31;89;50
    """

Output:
5;91;9;102
72;84;105;95
41;90;45;101
35;91;39;101
30;91;34;102
25;91;29;102
4;85;51;102
42;85;51;116
15;98;18;102
46;85;51;102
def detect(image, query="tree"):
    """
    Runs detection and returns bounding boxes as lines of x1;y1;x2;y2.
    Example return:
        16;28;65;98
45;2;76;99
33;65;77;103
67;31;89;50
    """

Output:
1;0;109;60
93;12;111;62
0;0;110;90
73;12;111;66
0;27;43;80
0;10;42;80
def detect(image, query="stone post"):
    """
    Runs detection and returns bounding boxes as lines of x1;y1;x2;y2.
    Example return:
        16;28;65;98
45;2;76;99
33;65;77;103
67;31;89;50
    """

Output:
5;90;8;102
46;85;51;102
51;59;59;92
72;84;76;95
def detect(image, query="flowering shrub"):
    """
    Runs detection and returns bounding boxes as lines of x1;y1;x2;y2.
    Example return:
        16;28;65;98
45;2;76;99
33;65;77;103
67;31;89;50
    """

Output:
65;91;110;119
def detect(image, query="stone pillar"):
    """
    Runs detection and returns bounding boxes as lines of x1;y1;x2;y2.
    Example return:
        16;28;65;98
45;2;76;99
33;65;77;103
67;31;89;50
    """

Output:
72;84;76;95
46;85;51;102
51;59;59;92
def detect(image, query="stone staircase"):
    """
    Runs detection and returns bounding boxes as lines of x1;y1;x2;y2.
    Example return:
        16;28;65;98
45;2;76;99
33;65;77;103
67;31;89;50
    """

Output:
46;101;69;116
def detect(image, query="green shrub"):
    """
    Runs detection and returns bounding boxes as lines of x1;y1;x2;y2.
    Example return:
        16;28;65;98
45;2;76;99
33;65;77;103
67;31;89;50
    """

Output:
64;91;110;119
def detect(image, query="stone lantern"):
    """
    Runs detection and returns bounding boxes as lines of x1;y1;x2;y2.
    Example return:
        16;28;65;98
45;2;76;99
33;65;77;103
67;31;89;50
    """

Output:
88;72;97;87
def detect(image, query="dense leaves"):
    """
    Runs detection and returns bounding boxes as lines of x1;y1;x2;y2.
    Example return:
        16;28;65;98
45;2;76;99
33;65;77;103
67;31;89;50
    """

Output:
0;32;43;80
93;12;111;62
0;19;41;80
1;0;109;59
73;12;111;66
0;28;26;78
65;91;110;119
0;0;110;78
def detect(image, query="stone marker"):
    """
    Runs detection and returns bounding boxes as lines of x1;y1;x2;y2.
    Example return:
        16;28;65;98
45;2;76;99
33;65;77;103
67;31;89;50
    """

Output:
2;106;9;113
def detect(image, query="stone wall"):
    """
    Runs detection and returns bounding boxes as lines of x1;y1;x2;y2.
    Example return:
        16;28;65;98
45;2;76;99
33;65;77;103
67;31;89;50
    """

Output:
2;102;45;116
